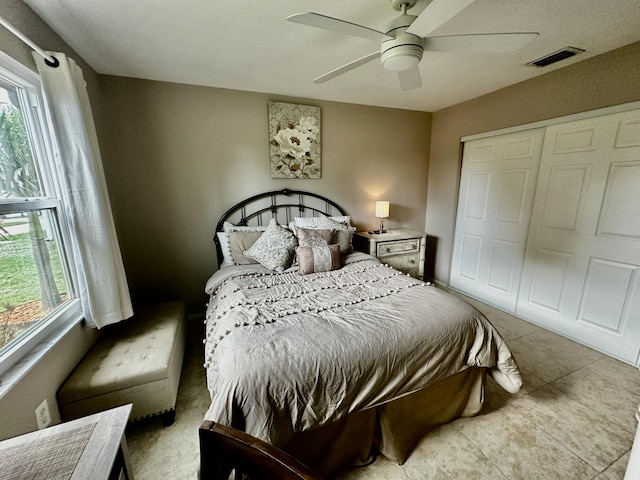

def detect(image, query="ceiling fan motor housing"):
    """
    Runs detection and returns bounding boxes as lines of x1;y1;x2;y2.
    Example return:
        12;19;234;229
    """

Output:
381;14;423;71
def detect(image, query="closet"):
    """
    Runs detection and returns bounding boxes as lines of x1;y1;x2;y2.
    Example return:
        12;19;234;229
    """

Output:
450;105;640;365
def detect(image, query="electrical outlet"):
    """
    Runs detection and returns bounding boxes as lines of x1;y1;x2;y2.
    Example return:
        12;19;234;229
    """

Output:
35;398;51;430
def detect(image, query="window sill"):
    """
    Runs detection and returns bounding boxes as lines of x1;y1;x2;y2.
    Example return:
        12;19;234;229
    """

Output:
0;302;83;400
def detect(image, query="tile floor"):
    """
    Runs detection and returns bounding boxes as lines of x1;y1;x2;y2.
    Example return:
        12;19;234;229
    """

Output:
126;291;640;479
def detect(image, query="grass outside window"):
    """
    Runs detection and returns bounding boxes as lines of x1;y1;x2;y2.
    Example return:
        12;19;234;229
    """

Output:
0;219;67;350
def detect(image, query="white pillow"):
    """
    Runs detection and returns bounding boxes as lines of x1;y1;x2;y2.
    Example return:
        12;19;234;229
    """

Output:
293;215;351;228
223;221;269;233
216;232;234;267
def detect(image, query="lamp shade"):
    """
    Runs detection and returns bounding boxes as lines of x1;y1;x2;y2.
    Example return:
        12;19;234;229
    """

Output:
375;201;389;218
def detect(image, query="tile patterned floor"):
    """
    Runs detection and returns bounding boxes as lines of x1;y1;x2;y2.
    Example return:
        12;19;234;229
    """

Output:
126;291;639;479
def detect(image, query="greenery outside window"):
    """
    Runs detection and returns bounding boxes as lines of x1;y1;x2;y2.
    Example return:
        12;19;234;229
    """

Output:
0;55;80;378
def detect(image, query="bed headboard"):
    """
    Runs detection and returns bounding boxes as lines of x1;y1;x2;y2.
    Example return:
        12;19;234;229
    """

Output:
214;188;347;266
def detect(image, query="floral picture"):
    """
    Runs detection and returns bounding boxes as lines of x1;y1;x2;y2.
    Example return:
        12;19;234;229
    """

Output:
268;101;321;179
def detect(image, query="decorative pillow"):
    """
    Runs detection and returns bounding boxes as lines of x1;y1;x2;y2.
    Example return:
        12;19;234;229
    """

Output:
243;218;296;270
293;217;354;254
296;244;341;274
228;231;263;264
293;215;351;228
217;222;268;266
295;227;336;247
317;218;355;255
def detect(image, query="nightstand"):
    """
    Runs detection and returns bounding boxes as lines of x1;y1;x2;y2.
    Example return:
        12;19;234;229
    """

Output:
353;229;426;279
0;404;133;479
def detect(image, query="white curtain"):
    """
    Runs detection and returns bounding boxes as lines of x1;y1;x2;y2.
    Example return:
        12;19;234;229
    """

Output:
33;51;133;328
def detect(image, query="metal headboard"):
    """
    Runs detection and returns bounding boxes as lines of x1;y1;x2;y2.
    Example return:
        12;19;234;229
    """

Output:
214;188;347;266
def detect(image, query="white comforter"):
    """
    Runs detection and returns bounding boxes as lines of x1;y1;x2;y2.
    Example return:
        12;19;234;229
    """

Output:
203;253;521;446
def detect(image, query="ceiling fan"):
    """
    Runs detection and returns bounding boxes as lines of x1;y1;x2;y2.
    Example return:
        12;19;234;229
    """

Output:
287;0;539;91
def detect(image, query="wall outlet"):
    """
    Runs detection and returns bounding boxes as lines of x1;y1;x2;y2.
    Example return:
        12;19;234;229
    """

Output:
35;398;51;430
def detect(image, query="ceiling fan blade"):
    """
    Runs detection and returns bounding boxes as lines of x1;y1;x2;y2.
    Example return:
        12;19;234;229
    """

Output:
314;51;381;84
398;67;422;91
423;33;539;53
287;13;391;42
406;0;475;37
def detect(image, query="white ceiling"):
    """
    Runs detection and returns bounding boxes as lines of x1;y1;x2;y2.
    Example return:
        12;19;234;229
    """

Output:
23;0;640;112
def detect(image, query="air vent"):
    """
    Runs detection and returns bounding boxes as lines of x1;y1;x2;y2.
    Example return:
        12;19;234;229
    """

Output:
527;47;585;67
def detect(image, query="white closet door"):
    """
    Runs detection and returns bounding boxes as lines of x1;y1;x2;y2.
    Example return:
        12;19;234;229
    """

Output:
450;129;545;312
517;109;640;364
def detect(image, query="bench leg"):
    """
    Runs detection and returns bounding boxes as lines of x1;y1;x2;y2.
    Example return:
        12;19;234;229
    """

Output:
162;409;176;426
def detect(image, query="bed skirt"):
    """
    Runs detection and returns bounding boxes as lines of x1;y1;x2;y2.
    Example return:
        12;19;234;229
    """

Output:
281;367;486;477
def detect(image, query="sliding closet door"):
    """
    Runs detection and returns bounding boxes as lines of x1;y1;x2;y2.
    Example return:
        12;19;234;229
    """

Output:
517;109;640;364
450;129;545;312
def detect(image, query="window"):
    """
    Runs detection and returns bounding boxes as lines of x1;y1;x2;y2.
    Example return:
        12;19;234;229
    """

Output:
0;53;80;377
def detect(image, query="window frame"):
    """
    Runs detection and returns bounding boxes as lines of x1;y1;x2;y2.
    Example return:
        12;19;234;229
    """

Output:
0;51;82;380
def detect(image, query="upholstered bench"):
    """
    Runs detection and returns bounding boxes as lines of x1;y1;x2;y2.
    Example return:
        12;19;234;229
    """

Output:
58;301;186;425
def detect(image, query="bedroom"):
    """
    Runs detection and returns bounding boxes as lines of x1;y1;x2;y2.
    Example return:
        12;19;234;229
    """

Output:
0;0;640;478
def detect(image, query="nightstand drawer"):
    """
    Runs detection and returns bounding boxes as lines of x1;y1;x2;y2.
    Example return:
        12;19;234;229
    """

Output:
353;229;426;280
376;239;419;257
385;253;420;276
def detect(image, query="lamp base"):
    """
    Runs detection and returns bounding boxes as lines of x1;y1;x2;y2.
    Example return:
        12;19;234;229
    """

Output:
369;217;387;235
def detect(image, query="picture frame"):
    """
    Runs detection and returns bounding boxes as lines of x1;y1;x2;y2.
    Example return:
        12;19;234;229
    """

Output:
268;101;321;179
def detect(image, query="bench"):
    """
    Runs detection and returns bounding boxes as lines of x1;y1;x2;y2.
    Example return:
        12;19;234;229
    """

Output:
58;301;186;425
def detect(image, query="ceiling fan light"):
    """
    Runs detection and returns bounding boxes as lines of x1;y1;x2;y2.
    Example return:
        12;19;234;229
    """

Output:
381;31;423;72
382;51;421;71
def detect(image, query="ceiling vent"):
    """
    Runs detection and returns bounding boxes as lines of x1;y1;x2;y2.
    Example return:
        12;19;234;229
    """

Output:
527;47;585;67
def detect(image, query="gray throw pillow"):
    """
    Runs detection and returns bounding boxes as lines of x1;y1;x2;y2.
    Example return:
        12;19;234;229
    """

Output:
243;218;296;270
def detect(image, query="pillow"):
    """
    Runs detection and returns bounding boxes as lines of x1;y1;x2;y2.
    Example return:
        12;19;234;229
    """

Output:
243;218;297;270
293;216;355;254
216;232;234;267
293;215;351;228
228;230;263;264
337;229;355;254
296;244;341;274
223;221;268;233
217;222;268;266
315;217;356;255
295;227;336;247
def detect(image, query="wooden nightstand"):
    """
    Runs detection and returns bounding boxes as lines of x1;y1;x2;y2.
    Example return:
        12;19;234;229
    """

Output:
353;229;426;280
0;404;133;479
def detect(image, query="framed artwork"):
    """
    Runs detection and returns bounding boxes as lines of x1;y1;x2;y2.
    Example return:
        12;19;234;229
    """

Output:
268;101;321;179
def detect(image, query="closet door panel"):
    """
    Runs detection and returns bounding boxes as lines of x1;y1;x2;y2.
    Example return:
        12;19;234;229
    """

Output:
541;165;590;231
487;239;518;293
598;162;640;238
458;234;483;281
450;129;545;312
527;248;573;312
517;109;640;364
579;258;638;332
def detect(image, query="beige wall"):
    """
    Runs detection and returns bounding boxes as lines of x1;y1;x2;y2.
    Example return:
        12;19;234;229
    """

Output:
5;0;637;444
0;0;105;440
426;41;640;284
1;2;431;439
101;77;432;313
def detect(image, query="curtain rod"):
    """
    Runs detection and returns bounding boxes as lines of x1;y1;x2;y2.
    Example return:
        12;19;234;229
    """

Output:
0;15;59;67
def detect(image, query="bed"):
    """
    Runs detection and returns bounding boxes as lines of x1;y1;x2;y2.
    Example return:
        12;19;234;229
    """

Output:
200;189;522;477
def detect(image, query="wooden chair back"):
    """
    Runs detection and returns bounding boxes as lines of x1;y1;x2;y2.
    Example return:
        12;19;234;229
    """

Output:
199;420;323;480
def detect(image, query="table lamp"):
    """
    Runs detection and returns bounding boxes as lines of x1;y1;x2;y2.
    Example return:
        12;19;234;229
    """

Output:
374;201;389;234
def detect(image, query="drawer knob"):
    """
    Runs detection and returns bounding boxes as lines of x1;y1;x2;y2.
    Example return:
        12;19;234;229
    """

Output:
409;259;415;264
411;244;416;249
385;247;391;253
